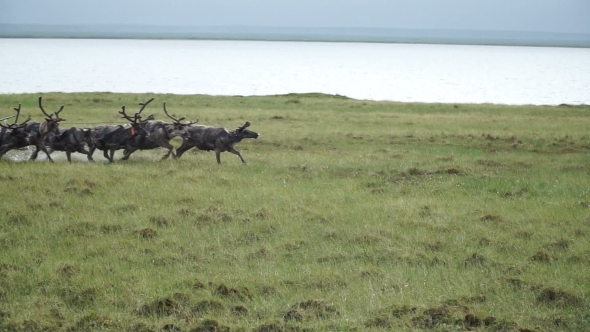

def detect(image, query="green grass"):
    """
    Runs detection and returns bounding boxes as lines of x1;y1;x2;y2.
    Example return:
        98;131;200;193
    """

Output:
1;93;589;331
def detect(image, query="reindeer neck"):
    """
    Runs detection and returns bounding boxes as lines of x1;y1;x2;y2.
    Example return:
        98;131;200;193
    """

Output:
229;130;243;142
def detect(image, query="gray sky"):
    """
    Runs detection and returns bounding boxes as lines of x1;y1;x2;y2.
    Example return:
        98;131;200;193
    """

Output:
1;0;589;34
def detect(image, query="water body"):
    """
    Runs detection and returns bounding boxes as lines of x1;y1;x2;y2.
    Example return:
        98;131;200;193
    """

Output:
1;38;589;105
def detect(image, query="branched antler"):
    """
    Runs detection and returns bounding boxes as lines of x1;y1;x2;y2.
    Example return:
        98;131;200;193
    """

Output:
38;96;52;119
0;104;31;129
54;106;65;121
237;121;251;131
163;102;185;123
38;96;65;122
163;101;197;125
118;106;137;123
14;104;21;124
135;98;154;119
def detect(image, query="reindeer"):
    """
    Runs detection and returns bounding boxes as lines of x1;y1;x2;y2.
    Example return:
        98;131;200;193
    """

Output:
28;96;66;162
92;98;154;163
0;104;33;160
44;127;93;163
121;102;197;161
86;125;122;162
175;121;259;164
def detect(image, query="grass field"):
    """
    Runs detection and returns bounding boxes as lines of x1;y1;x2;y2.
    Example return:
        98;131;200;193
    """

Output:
0;93;589;331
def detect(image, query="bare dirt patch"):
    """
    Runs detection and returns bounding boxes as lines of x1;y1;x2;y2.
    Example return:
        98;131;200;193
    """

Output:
530;251;555;263
191;319;230;332
138;228;157;239
150;216;173;227
192;300;224;314
215;283;252;301
537;287;584;308
464;253;486;267
136;297;184;317
283;299;340;322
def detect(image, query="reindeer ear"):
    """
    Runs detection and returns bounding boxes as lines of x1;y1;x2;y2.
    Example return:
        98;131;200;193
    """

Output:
237;122;251;133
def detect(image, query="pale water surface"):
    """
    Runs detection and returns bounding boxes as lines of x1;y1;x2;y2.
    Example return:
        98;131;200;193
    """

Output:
1;38;589;105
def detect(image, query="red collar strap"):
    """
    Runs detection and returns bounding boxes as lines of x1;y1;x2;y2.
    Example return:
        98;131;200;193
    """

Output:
131;128;136;136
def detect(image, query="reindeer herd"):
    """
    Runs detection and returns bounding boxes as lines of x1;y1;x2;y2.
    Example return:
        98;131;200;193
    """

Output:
0;97;260;164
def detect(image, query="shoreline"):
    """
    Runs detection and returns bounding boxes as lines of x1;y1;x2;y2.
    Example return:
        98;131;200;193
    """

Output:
2;24;590;48
1;92;588;108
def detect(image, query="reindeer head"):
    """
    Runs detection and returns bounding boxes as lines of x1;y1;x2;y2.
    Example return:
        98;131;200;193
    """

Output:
0;104;31;131
38;96;65;134
118;98;155;138
233;121;259;139
163;101;197;138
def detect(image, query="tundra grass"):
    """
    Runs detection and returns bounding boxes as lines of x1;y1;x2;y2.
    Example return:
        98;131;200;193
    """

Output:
0;93;589;331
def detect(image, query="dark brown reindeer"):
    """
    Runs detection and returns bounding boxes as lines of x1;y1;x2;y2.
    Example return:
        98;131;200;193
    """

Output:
93;98;154;163
28;96;65;162
175;121;259;164
86;125;123;162
121;101;197;161
44;127;93;163
0;104;33;160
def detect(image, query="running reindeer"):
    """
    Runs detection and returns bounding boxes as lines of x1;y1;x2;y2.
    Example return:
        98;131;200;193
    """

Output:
0;104;32;160
1;97;64;162
175;121;259;164
28;97;66;162
45;127;94;163
89;98;154;163
121;101;197;161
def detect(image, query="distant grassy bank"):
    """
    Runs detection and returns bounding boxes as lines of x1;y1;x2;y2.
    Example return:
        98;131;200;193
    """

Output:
0;93;589;331
2;24;590;48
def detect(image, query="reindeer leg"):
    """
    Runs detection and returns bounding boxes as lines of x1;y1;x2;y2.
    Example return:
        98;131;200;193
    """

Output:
121;147;135;161
87;146;95;162
66;151;72;163
29;146;40;160
77;146;91;159
228;147;248;164
160;141;175;160
109;149;116;163
215;149;222;164
40;145;54;163
103;148;111;163
175;142;193;159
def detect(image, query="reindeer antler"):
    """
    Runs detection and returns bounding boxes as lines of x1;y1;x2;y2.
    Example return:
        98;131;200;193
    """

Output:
236;121;251;132
119;106;137;123
38;96;65;121
17;115;31;126
163;101;198;125
0;104;30;129
38;96;52;119
13;104;21;124
163;102;185;123
54;105;65;122
136;98;154;118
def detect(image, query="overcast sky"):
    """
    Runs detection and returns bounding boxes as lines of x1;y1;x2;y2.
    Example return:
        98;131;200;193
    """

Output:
1;0;589;34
